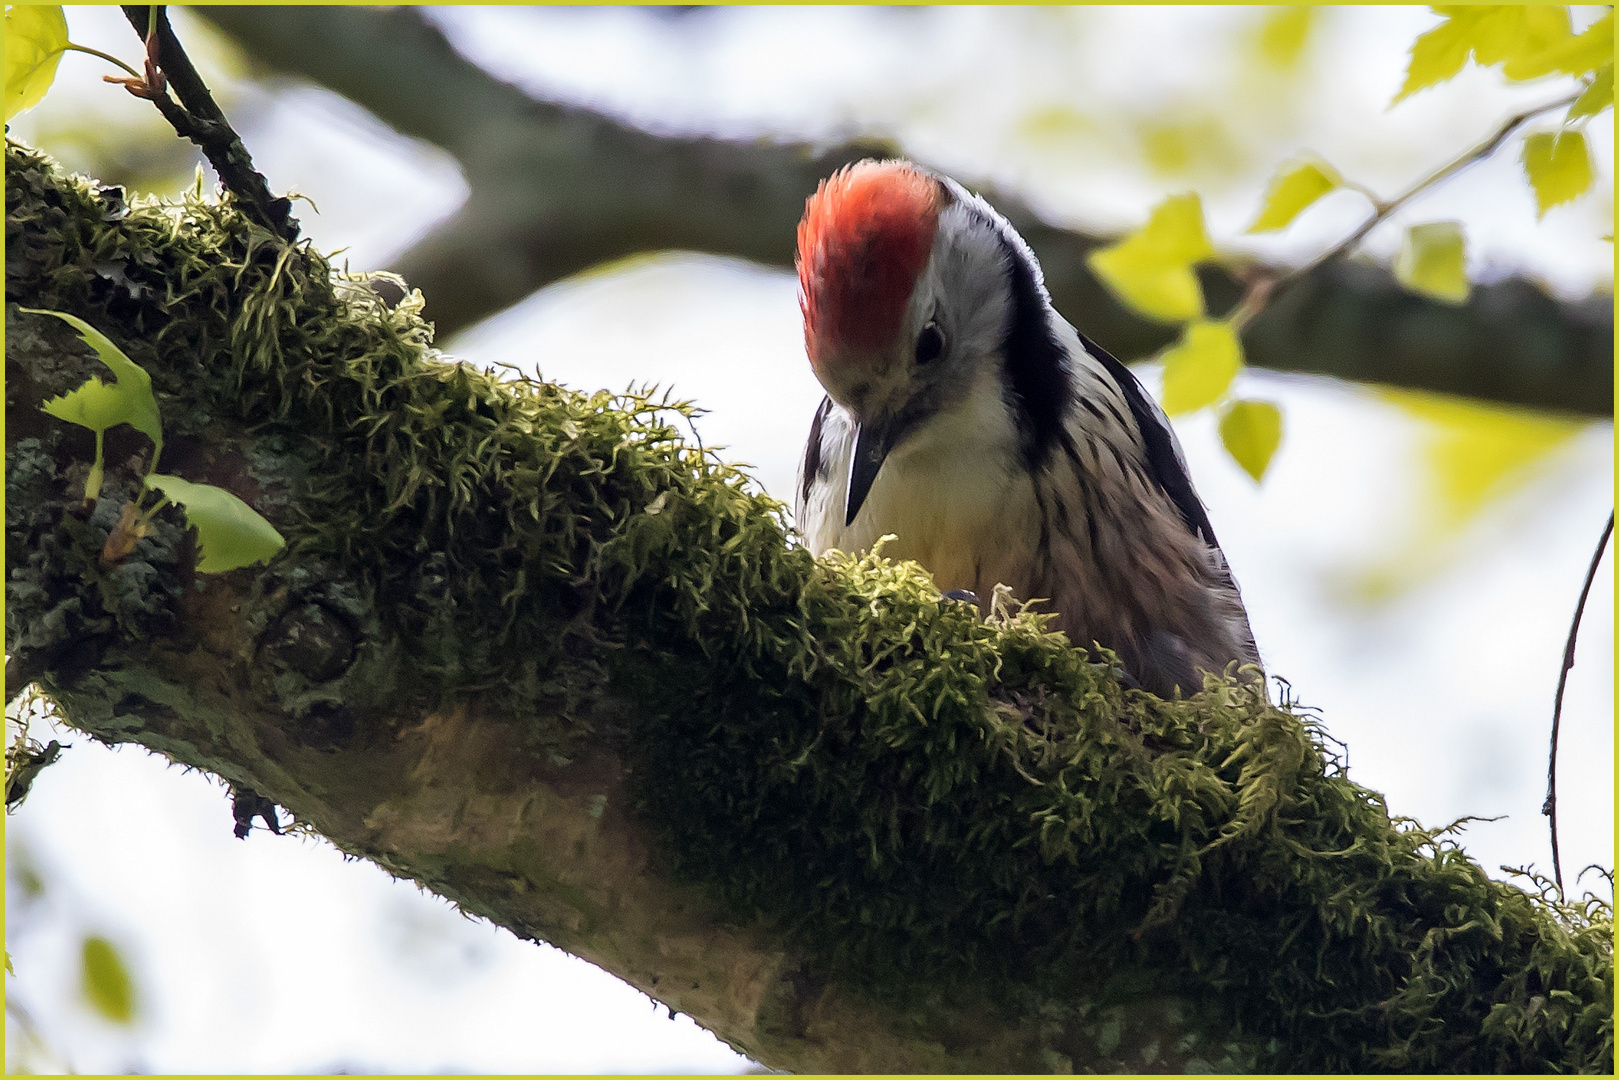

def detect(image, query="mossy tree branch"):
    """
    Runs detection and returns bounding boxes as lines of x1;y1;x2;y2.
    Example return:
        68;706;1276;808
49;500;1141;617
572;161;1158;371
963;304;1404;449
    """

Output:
192;4;1615;418
5;142;1612;1073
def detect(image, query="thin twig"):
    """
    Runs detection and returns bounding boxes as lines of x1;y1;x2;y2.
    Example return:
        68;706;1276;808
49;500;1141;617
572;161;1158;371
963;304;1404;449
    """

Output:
1225;271;1275;332
1300;89;1582;277
63;42;144;81
1233;86;1586;332
118;5;298;241
1543;510;1614;896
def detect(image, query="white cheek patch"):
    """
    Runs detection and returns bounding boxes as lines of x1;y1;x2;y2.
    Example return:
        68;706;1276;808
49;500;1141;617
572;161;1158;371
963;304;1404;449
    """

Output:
796;401;855;553
907;202;1014;363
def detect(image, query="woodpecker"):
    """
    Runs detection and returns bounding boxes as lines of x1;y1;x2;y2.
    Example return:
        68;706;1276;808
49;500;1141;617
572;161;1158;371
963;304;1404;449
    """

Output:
794;160;1260;697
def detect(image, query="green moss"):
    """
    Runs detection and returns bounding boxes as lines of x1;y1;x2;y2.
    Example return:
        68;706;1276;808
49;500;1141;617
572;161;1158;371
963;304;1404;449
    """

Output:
6;139;1611;1072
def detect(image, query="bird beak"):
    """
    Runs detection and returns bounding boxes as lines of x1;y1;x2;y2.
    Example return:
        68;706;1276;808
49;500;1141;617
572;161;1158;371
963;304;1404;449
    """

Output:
845;415;901;527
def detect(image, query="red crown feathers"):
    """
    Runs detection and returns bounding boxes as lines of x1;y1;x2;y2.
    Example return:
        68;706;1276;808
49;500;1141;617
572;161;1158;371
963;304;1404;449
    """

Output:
797;161;942;369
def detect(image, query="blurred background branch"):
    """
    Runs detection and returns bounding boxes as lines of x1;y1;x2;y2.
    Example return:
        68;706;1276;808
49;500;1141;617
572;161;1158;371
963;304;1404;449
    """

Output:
196;5;1612;417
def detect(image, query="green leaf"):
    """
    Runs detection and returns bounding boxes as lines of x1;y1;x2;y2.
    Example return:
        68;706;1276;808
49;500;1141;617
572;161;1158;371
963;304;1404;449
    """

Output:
1473;5;1570;68
1088;253;1204;324
145;474;285;573
1394;7;1579;102
1521;131;1593;218
1504;9;1611;81
1247;157;1343;233
1086;194;1212;322
1139;116;1234;179
4;5;68;120
80;935;136;1025
1354;388;1584;599
1394;10;1477;103
40;378;117;500
1218;400;1283;482
1395;222;1469;305
1159;320;1243;416
1385;388;1583;529
1255;7;1315;69
1136;192;1214;264
1018;104;1095;146
40;377;129;432
23;308;163;452
1568;63;1613;121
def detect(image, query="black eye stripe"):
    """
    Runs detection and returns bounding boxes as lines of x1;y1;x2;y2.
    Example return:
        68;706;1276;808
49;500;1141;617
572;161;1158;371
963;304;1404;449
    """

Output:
915;322;944;365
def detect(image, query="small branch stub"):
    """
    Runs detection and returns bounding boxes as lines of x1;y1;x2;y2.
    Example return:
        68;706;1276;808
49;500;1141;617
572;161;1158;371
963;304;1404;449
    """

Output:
230;786;282;839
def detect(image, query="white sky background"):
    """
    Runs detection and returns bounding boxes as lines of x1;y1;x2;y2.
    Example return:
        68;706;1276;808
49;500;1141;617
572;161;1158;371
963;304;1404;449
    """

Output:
5;5;1613;1073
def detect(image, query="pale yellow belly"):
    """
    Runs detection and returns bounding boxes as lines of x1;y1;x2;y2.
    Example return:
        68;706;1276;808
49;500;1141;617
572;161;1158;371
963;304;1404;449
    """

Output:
832;448;1042;603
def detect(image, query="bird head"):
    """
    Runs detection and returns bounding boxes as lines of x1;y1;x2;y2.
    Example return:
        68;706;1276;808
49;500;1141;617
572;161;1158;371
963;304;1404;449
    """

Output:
797;159;1021;525
797;160;946;409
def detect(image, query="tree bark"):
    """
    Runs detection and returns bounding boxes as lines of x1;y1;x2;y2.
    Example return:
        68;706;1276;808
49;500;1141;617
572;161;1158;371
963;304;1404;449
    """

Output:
193;4;1615;418
5;141;1611;1073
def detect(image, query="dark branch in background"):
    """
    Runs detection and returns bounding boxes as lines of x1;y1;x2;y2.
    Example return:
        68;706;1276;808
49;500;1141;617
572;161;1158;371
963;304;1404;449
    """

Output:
1543;509;1614;895
194;6;1615;418
118;5;298;242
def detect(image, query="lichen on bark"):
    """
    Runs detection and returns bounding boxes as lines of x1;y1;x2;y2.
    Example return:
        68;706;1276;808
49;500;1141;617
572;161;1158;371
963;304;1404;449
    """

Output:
5;139;1612;1073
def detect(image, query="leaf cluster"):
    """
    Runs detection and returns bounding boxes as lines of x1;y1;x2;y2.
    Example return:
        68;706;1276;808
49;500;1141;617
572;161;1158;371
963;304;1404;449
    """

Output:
1087;194;1280;481
1083;6;1611;489
26;307;284;573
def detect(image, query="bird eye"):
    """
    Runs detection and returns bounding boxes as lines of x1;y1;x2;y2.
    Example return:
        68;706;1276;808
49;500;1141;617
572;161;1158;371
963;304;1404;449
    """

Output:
914;323;944;366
